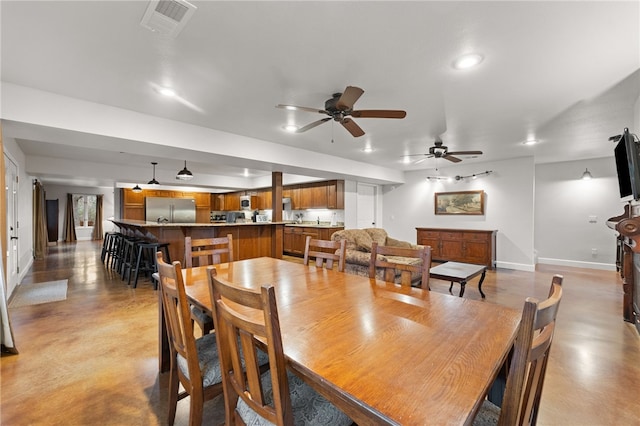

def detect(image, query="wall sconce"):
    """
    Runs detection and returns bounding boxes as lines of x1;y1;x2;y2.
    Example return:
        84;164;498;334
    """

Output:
176;160;194;181
581;168;593;180
132;184;142;193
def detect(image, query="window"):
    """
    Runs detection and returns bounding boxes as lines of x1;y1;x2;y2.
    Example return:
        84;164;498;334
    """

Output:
73;194;97;227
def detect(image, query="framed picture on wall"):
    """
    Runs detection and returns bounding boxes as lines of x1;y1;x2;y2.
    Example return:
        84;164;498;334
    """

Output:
434;190;485;215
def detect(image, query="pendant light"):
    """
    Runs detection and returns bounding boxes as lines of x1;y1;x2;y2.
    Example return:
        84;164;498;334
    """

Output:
132;184;142;193
176;160;193;181
148;162;160;185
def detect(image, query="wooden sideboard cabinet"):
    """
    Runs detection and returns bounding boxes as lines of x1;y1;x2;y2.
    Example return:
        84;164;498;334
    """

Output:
416;228;497;269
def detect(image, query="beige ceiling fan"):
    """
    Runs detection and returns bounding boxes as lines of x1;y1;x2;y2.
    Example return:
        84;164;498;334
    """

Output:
276;86;406;138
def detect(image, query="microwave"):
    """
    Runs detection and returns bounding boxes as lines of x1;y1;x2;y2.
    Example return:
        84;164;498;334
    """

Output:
240;195;251;210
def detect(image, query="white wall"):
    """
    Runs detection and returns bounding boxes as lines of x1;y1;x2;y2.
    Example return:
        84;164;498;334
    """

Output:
43;184;116;241
535;157;620;270
382;157;536;271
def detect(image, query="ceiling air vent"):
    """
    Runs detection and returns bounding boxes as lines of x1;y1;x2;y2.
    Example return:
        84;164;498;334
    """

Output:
140;0;197;38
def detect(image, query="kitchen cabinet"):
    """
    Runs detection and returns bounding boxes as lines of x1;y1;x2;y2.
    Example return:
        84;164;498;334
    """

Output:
210;179;344;211
283;185;300;209
416;228;497;269
224;193;241;211
284;226;344;256
295;180;344;210
123;188;144;206
121;188;211;223
255;189;272;210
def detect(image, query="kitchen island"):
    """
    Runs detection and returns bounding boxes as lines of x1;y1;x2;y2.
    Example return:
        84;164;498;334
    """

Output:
111;219;286;264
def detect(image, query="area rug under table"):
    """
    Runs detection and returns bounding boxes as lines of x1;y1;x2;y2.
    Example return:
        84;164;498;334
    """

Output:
9;280;68;308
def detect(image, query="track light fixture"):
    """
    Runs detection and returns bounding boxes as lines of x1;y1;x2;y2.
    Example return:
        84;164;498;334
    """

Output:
426;170;493;181
148;162;160;185
176;160;194;181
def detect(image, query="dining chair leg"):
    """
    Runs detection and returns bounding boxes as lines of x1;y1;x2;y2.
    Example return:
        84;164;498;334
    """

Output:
167;360;179;426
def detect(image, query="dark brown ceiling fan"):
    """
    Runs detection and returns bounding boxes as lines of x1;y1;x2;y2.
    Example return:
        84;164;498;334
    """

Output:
409;139;483;164
276;86;406;138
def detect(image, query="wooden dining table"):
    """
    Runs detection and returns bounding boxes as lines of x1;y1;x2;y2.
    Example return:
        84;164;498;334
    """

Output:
158;256;521;425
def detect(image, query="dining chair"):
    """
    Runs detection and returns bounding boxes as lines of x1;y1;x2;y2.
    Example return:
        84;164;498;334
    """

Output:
369;241;432;290
303;235;347;271
156;252;224;426
184;234;234;268
184;234;234;334
207;267;353;426
473;275;564;426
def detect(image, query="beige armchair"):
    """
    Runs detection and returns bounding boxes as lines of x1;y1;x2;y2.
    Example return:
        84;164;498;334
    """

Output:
330;228;426;284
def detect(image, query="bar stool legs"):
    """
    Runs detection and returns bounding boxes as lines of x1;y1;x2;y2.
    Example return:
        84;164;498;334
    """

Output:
131;242;171;289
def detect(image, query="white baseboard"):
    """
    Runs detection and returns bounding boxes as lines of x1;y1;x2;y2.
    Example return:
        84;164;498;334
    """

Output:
537;257;617;271
495;261;536;272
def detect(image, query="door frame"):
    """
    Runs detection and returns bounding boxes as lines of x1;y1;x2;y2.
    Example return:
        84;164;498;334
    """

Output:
4;152;19;295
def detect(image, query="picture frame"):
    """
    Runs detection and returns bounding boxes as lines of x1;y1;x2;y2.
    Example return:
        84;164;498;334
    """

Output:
434;190;485;215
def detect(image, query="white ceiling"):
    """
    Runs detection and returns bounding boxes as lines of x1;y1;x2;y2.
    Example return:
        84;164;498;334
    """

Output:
1;1;639;189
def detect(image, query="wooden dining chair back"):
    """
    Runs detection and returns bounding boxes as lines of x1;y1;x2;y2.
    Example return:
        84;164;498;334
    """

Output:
156;252;223;426
185;234;234;268
207;268;352;426
303;236;346;271
369;241;432;290
474;274;563;426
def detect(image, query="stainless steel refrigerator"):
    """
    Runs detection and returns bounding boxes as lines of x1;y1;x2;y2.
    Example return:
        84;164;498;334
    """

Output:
145;197;196;223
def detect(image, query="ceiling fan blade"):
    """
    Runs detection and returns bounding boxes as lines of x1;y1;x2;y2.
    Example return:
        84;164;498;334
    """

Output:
443;155;462;163
296;117;331;133
351;109;407;119
336;86;364;110
341;118;365;137
276;104;327;114
446;150;483;156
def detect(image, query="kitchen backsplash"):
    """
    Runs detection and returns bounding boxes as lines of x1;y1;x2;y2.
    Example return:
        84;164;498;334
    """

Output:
210;209;345;224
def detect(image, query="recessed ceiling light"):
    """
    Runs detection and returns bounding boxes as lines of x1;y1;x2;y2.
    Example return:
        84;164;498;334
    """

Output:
453;53;483;70
283;124;299;133
523;139;537;145
158;87;176;97
361;146;374;153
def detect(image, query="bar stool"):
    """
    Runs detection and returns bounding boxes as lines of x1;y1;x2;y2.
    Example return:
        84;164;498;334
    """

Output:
120;237;139;281
109;233;125;271
101;232;119;265
130;242;171;289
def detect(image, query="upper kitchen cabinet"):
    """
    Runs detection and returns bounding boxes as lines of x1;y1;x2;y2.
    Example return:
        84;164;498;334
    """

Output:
224;192;241;211
283;185;300;209
255;189;272;210
297;180;344;209
123;188;144;206
326;180;344;209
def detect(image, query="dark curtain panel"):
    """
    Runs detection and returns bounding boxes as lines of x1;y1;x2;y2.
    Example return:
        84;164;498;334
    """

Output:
33;181;48;259
92;195;103;240
64;193;77;243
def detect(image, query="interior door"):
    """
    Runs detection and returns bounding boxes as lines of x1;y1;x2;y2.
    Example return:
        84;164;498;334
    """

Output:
356;183;377;229
4;154;19;295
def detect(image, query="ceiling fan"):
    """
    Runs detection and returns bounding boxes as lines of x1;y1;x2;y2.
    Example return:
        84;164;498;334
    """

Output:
276;86;406;138
410;139;483;164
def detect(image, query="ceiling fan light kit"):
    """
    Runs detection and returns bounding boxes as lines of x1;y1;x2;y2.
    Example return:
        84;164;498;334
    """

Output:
176;160;194;181
408;139;484;164
276;86;406;138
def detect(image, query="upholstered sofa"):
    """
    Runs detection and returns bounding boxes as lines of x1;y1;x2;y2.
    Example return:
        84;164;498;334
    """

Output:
330;228;426;282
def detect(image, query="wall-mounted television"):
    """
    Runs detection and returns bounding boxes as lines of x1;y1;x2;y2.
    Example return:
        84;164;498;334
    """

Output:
613;128;640;202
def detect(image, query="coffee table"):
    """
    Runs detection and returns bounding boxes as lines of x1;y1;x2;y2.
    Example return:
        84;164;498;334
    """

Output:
429;261;487;298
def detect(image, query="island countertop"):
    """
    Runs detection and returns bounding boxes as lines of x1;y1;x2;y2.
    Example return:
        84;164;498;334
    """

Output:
111;219;285;262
